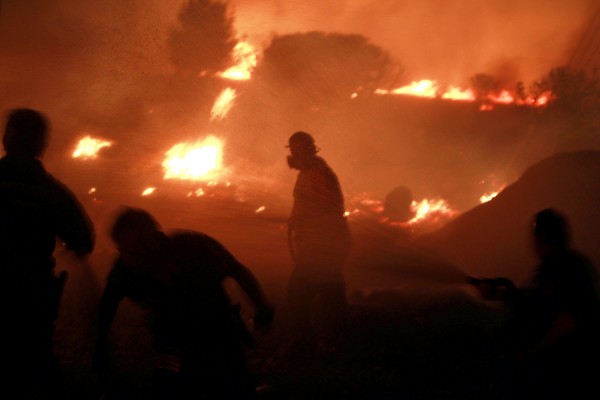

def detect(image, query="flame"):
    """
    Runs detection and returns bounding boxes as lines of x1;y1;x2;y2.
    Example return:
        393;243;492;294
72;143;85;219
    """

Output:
219;42;258;81
163;136;224;181
480;184;506;203
211;88;237;121
487;90;514;104
142;187;156;196
376;79;551;109
392;80;438;98
407;198;457;225
88;187;96;194
442;86;475;101
480;192;498;203
72;135;112;159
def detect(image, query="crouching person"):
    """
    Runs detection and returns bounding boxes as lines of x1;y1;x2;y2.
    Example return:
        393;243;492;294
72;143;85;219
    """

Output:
93;207;275;399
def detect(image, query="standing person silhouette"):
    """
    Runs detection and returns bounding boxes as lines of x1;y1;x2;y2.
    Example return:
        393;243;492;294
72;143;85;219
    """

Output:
0;108;95;398
285;131;353;353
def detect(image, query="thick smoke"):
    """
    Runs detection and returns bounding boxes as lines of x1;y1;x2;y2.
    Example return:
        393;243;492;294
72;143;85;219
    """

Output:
231;0;598;85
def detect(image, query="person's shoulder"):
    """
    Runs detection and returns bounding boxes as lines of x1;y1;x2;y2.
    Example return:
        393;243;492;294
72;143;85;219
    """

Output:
169;229;222;249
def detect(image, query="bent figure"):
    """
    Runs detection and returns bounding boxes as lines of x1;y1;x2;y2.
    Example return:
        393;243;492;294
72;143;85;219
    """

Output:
94;207;275;399
0;109;95;398
473;208;600;400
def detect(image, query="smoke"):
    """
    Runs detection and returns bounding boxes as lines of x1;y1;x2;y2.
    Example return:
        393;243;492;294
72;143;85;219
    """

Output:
230;0;597;85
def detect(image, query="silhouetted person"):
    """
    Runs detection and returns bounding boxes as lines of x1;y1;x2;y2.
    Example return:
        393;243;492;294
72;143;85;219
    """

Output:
0;108;95;398
473;208;600;400
285;131;353;353
93;207;275;399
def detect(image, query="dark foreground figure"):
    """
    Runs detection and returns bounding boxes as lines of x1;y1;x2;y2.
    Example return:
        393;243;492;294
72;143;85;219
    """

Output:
472;208;600;400
94;207;275;399
0;108;95;398
285;131;353;353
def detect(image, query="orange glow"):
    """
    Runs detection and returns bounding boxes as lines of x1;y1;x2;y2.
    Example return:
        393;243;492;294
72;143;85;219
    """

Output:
255;206;266;213
480;184;506;203
375;80;551;109
142;187;156;196
442;86;475;101
211;88;237;121
72;136;112;159
487;90;514;104
163;136;224;181
390;80;438;98
407;198;457;225
480;192;498;203
219;42;258;81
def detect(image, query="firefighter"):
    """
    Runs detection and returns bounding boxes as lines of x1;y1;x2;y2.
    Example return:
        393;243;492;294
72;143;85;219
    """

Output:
93;207;275;399
473;209;600;399
285;131;353;353
0;108;95;398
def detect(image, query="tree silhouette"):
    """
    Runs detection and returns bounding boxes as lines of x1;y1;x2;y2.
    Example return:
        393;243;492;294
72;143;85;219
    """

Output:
251;31;401;108
168;0;236;76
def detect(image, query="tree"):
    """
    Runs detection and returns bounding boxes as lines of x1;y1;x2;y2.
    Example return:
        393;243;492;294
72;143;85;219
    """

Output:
251;31;401;107
531;66;600;116
168;0;236;76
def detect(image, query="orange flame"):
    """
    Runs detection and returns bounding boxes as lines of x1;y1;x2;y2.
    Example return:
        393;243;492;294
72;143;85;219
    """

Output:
480;184;506;203
376;79;551;109
72;136;112;159
407;198;457;225
211;88;237;121
219;42;258;81
442;86;475;101
142;187;156;196
391;80;438;98
163;136;224;181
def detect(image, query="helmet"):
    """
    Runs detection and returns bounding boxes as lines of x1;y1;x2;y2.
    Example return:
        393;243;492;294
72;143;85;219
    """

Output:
287;131;317;155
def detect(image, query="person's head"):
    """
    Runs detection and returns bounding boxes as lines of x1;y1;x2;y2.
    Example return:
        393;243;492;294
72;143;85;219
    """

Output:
110;207;165;269
3;108;50;159
286;131;319;170
532;208;571;256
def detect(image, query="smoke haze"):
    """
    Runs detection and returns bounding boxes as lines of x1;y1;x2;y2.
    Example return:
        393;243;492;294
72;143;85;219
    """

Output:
230;0;598;84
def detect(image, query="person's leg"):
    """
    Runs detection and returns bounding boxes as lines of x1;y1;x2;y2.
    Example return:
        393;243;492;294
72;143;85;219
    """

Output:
287;270;319;352
315;279;348;351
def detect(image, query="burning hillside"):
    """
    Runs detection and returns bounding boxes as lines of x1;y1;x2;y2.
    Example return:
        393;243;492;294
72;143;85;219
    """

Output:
416;150;600;284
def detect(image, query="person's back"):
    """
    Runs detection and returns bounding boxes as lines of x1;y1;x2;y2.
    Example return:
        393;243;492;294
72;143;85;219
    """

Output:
96;208;273;399
0;108;95;398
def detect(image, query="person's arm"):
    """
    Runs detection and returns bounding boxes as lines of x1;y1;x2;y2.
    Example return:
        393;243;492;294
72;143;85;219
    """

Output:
521;309;576;360
93;265;126;372
52;180;95;257
219;246;274;327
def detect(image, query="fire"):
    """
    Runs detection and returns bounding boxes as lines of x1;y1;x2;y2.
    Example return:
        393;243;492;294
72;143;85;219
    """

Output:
406;198;458;225
72;135;112;159
376;79;552;109
142;187;156;196
480;192;499;203
441;86;475;101
219;42;258;81
391;80;438;98
480;184;506;203
162;135;224;181
211;88;237;121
